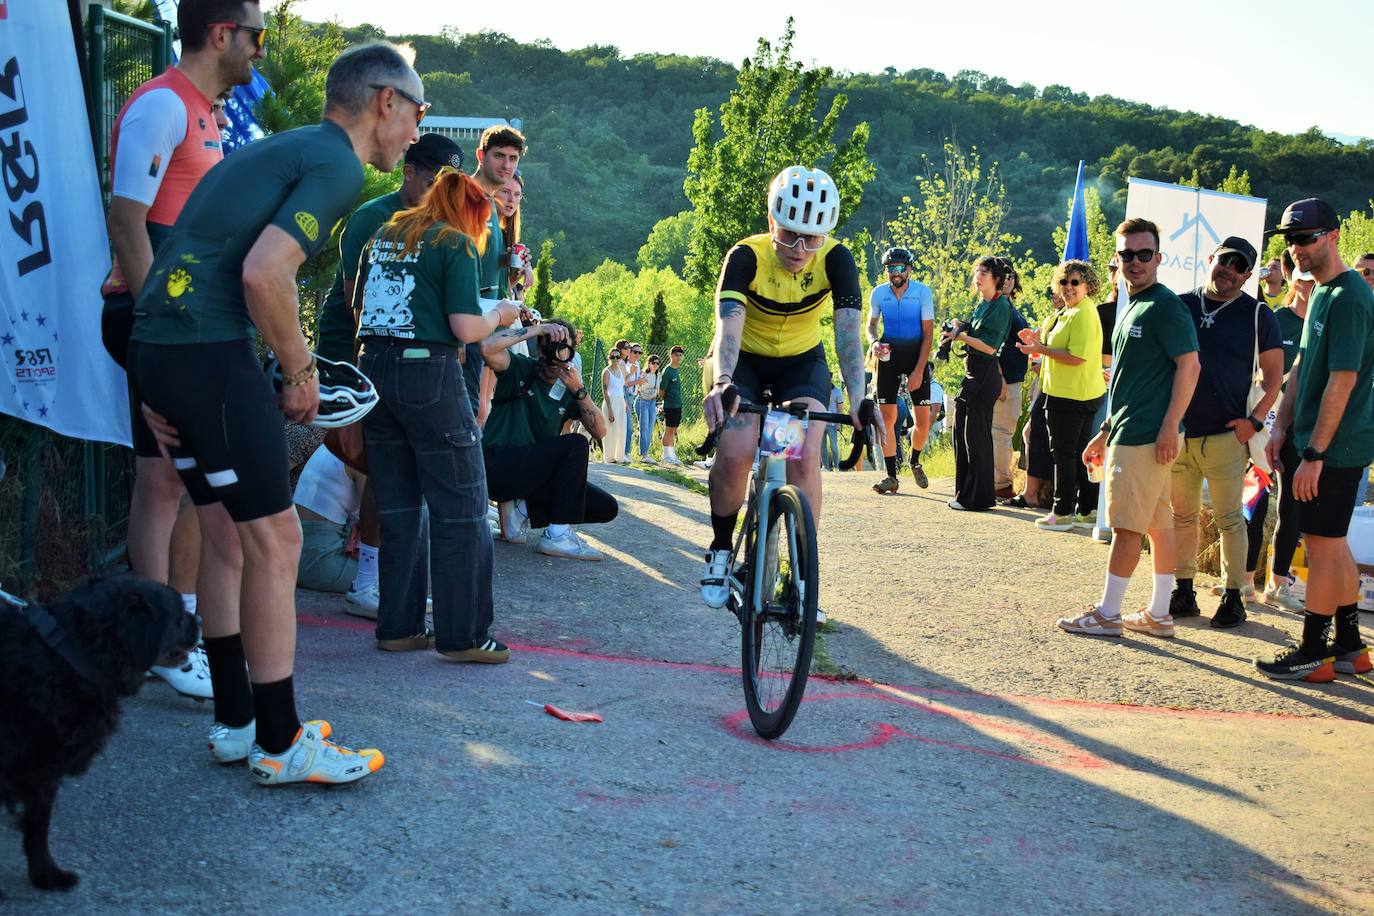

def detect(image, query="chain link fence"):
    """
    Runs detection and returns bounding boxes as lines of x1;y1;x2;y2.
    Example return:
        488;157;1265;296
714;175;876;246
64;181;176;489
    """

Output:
0;8;167;594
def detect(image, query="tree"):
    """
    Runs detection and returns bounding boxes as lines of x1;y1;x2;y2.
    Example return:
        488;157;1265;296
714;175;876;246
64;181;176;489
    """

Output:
648;292;669;344
532;239;556;317
1051;185;1115;270
636;211;695;274
681;18;875;294
1338;203;1374;265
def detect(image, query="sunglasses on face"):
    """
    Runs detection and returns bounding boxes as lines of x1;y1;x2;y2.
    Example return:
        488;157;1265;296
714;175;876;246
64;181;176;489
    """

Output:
773;229;826;252
370;84;430;125
886;264;909;273
631;349;642;354
1116;248;1156;263
1057;278;1082;287
1361;268;1374;278
1217;254;1250;271
208;21;267;52
1284;230;1329;248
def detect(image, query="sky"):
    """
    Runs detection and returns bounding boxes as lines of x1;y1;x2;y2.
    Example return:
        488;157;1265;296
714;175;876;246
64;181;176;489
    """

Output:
289;0;1374;140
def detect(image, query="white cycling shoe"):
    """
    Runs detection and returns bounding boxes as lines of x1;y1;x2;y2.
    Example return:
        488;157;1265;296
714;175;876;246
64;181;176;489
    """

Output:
150;645;213;700
701;549;731;609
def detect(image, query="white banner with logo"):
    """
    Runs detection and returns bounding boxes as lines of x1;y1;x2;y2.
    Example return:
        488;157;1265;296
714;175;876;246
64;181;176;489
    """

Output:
0;3;129;445
1124;178;1268;298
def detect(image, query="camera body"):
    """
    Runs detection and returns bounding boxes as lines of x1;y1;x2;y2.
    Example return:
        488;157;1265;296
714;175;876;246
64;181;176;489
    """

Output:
936;319;957;361
539;334;574;366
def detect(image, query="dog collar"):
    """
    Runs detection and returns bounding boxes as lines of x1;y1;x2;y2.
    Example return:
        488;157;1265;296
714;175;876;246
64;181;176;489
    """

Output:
3;589;108;689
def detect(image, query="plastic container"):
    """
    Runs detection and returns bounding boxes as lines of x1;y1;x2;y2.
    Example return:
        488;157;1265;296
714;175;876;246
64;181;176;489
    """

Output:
1350;506;1374;567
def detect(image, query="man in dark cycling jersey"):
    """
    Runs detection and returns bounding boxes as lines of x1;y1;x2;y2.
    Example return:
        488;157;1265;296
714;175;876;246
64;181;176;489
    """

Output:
130;42;425;787
699;166;879;609
866;246;935;492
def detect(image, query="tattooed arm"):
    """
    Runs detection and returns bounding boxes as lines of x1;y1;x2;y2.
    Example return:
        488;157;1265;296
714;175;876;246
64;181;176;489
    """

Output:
480;321;569;374
704;296;746;428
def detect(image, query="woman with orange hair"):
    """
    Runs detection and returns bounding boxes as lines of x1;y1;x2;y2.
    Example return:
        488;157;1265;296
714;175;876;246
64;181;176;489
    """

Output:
354;169;521;665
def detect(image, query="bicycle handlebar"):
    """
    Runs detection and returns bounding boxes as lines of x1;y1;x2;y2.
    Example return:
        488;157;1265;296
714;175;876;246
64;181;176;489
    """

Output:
696;386;878;457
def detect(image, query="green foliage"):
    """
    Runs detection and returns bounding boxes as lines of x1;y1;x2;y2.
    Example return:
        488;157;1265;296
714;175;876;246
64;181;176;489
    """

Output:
648;292;669;344
255;0;343;135
637;211;695;274
681;19;874;294
549;262;712;355
1050;185;1116;273
532;239;556;317
1338;203;1374;265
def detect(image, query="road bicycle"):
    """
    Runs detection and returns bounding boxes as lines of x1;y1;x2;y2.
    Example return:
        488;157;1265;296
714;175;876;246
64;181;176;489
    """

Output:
703;388;875;739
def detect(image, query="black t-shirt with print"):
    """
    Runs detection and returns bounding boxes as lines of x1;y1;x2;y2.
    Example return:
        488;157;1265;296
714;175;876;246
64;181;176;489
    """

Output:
1178;290;1282;438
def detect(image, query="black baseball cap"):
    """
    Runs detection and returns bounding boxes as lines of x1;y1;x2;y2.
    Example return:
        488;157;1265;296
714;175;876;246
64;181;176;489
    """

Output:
670;345;685;354
1265;197;1339;236
405;133;464;172
1212;236;1257;272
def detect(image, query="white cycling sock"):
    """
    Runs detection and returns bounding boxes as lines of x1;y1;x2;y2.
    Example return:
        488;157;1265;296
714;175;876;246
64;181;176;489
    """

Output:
547;523;571;539
1099;573;1130;618
1150;573;1175;619
353;544;379;591
181;593;197;615
515;499;529;519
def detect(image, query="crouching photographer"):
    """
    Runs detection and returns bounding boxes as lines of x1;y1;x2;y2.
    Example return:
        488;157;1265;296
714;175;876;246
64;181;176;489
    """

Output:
481;319;618;560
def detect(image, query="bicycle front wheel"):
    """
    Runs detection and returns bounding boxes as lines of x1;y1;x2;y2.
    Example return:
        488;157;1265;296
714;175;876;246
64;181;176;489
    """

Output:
740;484;819;740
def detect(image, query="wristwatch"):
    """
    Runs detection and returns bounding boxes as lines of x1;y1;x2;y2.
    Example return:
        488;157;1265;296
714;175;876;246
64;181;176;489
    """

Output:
1301;447;1326;462
1247;416;1264;433
573;387;588;401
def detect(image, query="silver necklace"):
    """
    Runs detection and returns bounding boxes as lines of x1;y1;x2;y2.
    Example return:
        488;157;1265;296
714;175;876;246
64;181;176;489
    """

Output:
1197;287;1241;328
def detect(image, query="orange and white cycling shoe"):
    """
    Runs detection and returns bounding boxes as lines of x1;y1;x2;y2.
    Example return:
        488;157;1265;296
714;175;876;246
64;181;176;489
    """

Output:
248;721;383;786
209;719;332;764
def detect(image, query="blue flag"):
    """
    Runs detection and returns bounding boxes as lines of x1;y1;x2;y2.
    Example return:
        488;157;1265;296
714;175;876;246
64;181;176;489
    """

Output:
1063;160;1089;262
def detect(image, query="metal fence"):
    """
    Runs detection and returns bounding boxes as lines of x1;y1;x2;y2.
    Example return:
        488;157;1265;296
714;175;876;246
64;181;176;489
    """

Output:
0;8;168;593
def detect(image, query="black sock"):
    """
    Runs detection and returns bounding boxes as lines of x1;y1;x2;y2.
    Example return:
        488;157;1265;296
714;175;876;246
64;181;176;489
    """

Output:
1177;578;1193;594
1300;611;1333;659
884;456;898;477
251;676;301;755
710;512;738;552
1225;588;1241;600
203;634;253;729
1334;603;1363;650
911;448;921;464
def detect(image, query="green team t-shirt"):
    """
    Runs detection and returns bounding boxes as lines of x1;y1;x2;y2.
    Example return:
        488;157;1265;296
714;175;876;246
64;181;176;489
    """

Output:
966;295;1012;354
316;191;403;362
1274;306;1305;376
482;352;578;449
1292;270;1374;467
355;224;482;347
133;121;363;344
660;364;682;409
1106;283;1199;447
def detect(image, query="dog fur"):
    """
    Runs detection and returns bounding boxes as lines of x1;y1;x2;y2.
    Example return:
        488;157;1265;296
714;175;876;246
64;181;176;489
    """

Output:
1;572;199;892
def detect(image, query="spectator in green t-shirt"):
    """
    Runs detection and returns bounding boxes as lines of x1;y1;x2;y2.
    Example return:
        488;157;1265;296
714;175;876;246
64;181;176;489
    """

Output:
659;346;686;465
1059;218;1200;641
1257;198;1374;682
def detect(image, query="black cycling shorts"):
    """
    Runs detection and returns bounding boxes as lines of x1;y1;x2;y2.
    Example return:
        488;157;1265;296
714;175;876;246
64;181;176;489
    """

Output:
102;293;161;459
663;407;682;428
127;338;293;522
732;344;831;407
876;344;931;406
1297;464;1364;538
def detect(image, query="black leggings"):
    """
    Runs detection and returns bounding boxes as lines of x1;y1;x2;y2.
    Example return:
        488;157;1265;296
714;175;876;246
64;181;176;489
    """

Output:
1044;394;1102;516
484;434;619;528
954;352;1001;509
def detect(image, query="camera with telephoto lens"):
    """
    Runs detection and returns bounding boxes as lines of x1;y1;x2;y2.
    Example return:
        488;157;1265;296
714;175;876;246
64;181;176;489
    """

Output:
936;319;957;361
539;333;574;366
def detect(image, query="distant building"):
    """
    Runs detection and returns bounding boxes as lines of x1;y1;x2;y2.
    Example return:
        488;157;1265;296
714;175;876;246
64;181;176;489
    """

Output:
425;116;525;143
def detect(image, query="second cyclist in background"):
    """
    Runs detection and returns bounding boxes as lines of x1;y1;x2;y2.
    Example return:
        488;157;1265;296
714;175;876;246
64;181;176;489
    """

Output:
867;246;935;492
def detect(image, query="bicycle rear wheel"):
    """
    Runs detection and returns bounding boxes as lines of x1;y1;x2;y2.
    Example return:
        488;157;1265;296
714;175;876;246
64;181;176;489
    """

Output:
740;484;819;740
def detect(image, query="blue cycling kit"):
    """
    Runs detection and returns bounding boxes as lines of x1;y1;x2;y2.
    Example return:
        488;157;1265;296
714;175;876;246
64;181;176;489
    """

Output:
870;281;934;344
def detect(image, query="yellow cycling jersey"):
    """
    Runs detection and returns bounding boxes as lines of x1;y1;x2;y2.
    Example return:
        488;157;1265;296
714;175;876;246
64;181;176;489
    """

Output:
715;233;862;358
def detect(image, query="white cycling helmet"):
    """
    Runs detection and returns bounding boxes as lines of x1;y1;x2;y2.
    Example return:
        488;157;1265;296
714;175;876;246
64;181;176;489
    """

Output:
768;165;840;236
265;353;379;429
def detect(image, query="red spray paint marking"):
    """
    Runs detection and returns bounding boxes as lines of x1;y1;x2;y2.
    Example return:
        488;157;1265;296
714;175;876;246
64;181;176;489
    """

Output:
296;614;1365;724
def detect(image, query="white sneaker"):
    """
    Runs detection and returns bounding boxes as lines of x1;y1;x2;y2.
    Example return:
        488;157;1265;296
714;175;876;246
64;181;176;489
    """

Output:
344;583;380;620
497;500;530;543
1262;580;1304;612
537;529;603;560
701;549;731;609
150;645;213;699
248;721;382;786
662;455;683;466
694;458;714;471
1209;583;1257;601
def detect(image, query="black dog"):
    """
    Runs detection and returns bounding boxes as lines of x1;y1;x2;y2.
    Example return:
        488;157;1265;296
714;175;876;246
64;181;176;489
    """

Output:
1;572;199;892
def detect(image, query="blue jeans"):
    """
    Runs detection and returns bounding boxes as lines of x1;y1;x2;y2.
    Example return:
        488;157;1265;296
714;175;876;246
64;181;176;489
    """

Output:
359;343;495;651
636;397;657;456
624;395;635;453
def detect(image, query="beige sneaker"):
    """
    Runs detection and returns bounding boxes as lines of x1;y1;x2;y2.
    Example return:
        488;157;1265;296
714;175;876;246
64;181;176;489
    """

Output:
1122;608;1175;638
1057;605;1123;637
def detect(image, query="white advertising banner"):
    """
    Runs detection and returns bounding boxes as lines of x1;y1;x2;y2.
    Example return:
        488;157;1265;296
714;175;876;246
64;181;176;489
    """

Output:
1124;178;1268;298
0;2;129;445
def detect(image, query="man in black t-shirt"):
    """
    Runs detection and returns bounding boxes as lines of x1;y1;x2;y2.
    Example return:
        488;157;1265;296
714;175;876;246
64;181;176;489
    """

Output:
1168;238;1283;628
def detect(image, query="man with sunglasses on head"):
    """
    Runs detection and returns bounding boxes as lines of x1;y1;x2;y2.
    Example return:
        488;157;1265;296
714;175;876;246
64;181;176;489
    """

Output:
866;246;935;493
1256;199;1374;682
1059;218;1200;639
1165;238;1283;628
100;0;265;701
129;42;426;786
700;166;879;613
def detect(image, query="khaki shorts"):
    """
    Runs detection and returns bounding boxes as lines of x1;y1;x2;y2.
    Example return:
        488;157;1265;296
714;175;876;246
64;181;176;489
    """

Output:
1104;442;1174;534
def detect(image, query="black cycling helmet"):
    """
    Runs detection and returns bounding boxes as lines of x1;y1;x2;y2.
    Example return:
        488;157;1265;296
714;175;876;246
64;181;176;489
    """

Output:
265;353;379;429
882;246;914;267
